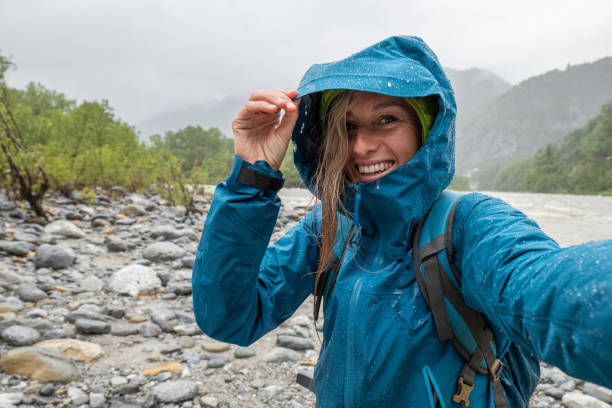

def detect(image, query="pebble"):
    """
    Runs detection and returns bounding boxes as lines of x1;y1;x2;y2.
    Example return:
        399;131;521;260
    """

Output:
139;322;162;337
15;281;47;302
234;347;256;359
262;347;302;363
151;380;199;403
142;242;186;262
109;264;162;296
201;341;231;353
276;334;314;351
1;325;41;346
75;318;111;334
33;244;75;269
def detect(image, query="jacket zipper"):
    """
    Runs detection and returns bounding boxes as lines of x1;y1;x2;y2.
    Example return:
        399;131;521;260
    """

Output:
345;276;364;408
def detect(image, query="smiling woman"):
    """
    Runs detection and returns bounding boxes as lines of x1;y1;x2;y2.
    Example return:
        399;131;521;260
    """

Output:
192;36;612;408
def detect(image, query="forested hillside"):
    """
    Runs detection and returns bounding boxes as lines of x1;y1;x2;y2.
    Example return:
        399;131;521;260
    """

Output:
492;102;612;195
457;57;612;176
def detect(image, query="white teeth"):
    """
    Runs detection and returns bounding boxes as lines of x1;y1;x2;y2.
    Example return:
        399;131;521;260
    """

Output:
358;162;393;174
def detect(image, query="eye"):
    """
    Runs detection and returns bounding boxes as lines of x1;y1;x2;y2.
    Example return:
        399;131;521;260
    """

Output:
346;121;357;134
379;115;397;125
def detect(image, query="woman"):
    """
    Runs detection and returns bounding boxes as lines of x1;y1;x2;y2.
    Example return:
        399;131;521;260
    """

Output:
192;36;612;407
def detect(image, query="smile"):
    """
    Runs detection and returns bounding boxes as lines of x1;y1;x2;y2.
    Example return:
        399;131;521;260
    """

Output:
358;161;394;174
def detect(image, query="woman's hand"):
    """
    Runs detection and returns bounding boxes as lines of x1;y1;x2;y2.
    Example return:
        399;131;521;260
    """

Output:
232;89;300;171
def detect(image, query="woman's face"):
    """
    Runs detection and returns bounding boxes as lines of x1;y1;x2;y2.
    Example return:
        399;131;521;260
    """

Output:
345;92;420;183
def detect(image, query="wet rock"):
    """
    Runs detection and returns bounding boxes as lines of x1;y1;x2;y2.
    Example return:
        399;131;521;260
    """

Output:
121;204;146;217
0;240;33;256
277;334;314;351
583;383;612;404
43;220;85;239
207;357;226;368
34;338;104;362
181;256;196;268
0;269;25;286
109;264;162;296
39;383;55;396
562;392;611;408
151;380;198;403
89;392;106;408
0;346;79;382
201;340;231;353
75;318;111;334
106;237;133;252
262;347;302;363
234;347;256;359
33;244;75;269
0;392;23;407
142;242;186;262
15;281;47;302
200;396;219;408
150;307;176;328
139;322;162;337
0;200;16;211
80;275;105;292
1;325;41;346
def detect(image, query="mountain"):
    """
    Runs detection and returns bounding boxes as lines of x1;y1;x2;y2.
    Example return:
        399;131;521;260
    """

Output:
456;57;612;172
135;97;242;142
445;67;512;130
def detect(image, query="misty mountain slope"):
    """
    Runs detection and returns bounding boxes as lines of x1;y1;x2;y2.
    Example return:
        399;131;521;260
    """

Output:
456;57;612;172
445;67;511;128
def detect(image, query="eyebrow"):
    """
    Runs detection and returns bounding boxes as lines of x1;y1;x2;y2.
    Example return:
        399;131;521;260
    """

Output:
347;101;407;116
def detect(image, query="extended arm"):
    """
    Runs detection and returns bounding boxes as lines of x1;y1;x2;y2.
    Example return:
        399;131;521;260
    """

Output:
454;193;612;387
192;157;318;346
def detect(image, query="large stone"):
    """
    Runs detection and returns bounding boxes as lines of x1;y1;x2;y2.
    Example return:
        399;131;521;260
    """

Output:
15;281;47;302
0;347;79;383
0;392;23;407
106;237;132;252
1;325;40;346
583;383;612;404
34;339;104;362
121;204;146;217
151;380;198;403
75;319;111;335
0;241;33;257
109;264;161;296
142;242;185;262
201;340;230;353
262;347;302;363
33;244;75;269
562;392;611;408
0;269;24;286
277;334;314;351
43;220;85;239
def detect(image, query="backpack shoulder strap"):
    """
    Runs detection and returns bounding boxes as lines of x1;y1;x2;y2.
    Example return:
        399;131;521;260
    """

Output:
413;190;509;408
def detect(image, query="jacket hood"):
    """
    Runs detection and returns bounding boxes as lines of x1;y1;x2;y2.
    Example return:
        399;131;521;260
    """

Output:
291;36;457;260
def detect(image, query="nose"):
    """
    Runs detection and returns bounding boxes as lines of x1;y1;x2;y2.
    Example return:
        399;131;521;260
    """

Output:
351;128;379;157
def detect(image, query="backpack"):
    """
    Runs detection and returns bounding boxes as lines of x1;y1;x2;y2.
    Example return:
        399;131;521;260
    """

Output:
300;190;509;408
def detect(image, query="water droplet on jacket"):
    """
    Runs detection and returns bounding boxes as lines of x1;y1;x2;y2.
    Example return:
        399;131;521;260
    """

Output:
376;180;380;190
387;82;392;87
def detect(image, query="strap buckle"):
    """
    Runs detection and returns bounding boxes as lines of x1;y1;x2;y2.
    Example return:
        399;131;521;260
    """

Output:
489;359;504;381
452;376;474;407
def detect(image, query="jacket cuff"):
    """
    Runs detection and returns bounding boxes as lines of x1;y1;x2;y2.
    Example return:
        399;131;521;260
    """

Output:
227;155;285;192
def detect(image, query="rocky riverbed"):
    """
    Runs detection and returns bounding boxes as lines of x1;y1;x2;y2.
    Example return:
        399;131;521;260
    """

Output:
0;188;610;408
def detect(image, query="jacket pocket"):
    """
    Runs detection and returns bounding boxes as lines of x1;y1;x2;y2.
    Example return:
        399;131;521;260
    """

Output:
423;365;446;408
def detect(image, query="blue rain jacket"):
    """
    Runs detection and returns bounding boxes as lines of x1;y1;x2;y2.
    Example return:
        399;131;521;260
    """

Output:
192;36;612;407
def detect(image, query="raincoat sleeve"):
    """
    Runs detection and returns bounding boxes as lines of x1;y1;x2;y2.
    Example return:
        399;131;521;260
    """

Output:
192;156;319;346
453;193;612;388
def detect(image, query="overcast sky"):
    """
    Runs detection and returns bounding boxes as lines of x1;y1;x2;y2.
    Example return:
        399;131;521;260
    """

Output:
2;0;612;127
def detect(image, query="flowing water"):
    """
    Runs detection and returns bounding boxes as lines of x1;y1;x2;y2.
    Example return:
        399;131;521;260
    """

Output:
278;188;612;247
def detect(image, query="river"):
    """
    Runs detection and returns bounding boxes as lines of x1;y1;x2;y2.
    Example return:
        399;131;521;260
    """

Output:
278;188;612;247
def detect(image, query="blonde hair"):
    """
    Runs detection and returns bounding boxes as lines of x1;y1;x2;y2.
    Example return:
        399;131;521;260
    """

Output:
312;90;358;320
